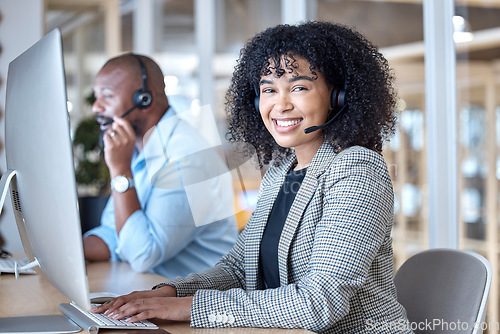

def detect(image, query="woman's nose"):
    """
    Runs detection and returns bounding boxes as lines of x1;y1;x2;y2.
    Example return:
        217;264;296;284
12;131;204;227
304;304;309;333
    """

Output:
274;93;292;113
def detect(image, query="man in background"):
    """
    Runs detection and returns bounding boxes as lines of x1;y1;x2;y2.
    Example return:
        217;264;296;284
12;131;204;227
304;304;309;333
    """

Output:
83;53;238;278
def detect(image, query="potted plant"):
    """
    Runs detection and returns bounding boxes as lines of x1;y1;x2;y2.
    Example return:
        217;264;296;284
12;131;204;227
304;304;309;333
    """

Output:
72;93;110;233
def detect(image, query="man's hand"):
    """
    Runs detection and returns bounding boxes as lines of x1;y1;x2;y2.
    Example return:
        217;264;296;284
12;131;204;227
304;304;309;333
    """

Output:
103;116;136;178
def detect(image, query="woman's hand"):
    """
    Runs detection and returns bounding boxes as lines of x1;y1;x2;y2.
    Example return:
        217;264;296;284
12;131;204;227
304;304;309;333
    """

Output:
90;286;192;322
110;296;193;323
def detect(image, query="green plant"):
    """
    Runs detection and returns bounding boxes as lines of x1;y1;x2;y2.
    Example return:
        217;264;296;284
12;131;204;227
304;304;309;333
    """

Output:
72;92;110;196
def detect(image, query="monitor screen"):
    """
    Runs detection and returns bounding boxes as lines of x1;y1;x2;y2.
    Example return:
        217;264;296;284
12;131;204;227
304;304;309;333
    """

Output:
4;28;91;311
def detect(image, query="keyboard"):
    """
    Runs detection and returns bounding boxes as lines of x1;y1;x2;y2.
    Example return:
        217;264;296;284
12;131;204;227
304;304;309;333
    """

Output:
0;257;36;274
59;302;158;332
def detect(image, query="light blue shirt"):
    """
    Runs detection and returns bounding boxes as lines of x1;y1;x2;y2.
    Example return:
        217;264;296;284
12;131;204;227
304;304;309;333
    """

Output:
85;108;238;278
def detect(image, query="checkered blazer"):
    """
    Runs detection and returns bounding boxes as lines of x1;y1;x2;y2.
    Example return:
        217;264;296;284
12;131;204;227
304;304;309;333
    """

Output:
161;144;412;333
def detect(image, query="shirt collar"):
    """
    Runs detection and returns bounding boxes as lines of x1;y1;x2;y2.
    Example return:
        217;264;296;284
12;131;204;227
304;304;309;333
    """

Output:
131;107;177;171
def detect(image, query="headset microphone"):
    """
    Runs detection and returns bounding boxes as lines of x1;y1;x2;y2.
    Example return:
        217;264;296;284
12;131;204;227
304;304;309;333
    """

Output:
101;105;138;126
100;55;152;127
304;104;347;134
99;104;138;147
304;84;347;134
254;82;347;134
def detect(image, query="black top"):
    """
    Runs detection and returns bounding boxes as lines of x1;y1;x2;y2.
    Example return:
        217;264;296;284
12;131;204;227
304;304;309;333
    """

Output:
259;166;307;288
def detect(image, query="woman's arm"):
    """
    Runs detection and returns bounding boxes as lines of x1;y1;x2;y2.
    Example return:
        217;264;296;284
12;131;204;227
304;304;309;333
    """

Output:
91;221;249;319
158;225;249;295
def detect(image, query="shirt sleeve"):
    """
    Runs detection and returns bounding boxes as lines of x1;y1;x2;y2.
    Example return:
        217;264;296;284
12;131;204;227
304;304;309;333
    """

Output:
83;186;198;271
84;198;120;262
116;186;198;273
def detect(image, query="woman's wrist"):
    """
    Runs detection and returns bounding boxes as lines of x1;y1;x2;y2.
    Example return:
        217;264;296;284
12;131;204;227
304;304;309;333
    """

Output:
157;284;177;297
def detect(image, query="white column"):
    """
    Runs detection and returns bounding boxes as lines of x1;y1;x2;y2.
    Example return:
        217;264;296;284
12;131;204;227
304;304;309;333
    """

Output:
195;0;216;109
281;0;316;24
423;0;458;248
0;0;44;252
133;0;155;56
74;27;85;122
103;0;122;57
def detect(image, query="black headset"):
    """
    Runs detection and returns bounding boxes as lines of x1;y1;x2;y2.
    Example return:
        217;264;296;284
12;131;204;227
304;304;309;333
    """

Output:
253;82;348;134
132;55;153;109
330;85;347;110
101;55;154;127
253;84;347;113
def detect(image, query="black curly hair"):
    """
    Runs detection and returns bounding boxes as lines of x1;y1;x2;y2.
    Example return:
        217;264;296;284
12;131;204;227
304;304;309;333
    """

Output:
225;21;397;167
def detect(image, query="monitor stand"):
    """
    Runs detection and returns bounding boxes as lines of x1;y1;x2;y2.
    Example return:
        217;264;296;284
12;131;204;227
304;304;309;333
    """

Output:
0;170;39;276
0;170;30;248
0;169;18;215
0;170;81;333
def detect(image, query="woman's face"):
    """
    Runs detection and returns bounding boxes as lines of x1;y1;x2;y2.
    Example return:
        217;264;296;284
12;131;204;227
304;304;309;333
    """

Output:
258;56;332;153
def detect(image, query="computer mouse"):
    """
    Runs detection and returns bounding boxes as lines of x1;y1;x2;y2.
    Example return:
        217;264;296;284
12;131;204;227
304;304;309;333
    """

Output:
89;291;119;304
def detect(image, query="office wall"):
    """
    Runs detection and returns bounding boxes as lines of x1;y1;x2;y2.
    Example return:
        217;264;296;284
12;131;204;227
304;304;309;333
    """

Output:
0;0;44;252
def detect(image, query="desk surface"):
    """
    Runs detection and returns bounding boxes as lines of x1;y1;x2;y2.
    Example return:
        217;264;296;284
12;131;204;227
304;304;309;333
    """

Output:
0;261;312;334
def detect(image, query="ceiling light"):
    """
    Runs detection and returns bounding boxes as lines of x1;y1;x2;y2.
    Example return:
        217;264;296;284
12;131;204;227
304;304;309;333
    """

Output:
453;15;473;43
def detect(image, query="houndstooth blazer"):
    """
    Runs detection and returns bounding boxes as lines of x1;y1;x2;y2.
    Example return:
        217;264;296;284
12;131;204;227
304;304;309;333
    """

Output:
160;143;412;333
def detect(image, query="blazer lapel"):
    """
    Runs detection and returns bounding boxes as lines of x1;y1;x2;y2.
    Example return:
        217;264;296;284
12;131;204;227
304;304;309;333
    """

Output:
244;156;295;290
277;143;337;286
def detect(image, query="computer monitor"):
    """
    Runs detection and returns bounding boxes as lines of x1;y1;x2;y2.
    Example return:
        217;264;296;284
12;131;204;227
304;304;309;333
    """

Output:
1;28;91;311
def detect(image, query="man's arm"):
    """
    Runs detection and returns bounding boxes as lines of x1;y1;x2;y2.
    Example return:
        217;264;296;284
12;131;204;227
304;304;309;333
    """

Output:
83;234;111;261
110;178;141;234
102;116;140;234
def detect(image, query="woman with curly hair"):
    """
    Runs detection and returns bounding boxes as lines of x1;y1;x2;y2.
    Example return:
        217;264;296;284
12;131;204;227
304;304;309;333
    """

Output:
93;21;412;333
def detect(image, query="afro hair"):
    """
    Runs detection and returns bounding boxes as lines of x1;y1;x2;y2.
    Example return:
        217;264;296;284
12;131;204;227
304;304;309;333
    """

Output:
225;21;397;167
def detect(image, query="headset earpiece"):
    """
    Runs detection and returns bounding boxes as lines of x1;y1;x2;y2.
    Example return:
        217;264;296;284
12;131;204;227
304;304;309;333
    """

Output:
331;86;347;110
254;85;260;112
303;83;348;134
254;84;347;114
133;55;153;109
254;95;260;113
133;90;153;109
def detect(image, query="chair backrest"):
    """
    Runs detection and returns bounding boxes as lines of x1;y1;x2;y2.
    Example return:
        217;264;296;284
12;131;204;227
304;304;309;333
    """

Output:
394;248;492;334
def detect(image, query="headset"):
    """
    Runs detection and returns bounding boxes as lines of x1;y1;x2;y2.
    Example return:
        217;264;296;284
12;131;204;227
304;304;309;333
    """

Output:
253;82;347;134
101;55;153;125
253;84;346;113
132;55;153;109
330;85;347;110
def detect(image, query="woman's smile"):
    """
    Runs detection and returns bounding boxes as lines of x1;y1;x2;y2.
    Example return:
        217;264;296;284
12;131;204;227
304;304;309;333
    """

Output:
273;118;303;132
258;56;332;155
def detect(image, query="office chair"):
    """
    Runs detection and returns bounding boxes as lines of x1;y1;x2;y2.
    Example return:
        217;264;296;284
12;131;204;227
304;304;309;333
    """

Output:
394;248;492;334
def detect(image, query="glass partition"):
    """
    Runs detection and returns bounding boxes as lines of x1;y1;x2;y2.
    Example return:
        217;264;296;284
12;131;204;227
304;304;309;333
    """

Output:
456;2;500;326
316;0;428;267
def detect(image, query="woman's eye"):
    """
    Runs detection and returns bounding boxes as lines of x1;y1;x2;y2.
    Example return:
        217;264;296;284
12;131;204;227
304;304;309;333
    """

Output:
262;88;274;94
293;86;307;92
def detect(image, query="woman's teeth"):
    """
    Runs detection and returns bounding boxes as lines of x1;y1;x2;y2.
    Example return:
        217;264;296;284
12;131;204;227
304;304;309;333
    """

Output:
276;119;300;127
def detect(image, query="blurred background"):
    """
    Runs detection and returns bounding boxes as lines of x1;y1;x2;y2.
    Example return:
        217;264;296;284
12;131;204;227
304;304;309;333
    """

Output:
1;0;500;329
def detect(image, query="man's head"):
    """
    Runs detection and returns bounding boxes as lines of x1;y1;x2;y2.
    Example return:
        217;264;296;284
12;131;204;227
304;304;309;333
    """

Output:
93;53;169;139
